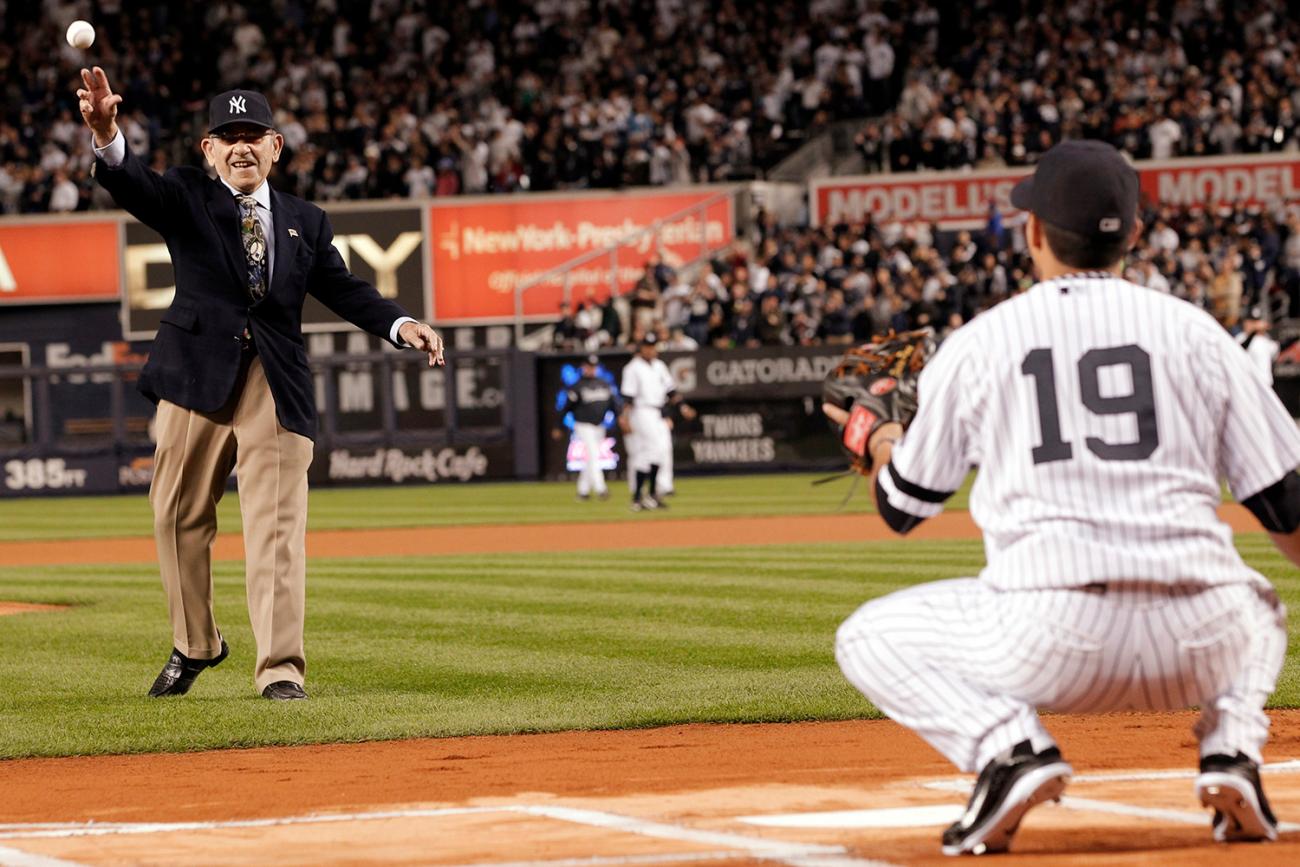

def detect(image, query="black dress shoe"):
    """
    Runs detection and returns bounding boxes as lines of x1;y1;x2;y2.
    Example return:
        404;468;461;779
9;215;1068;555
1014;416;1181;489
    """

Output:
261;681;308;701
148;638;229;697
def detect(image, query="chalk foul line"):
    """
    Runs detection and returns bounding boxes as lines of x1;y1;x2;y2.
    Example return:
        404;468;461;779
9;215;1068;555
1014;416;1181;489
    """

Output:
0;804;900;867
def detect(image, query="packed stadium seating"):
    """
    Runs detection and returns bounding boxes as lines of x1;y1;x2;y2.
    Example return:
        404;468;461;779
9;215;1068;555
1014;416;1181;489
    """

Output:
5;1;1299;214
6;1;1299;356
550;203;1300;352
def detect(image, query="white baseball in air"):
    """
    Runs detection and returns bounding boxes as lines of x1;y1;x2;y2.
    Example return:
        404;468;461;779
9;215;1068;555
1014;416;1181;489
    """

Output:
66;20;95;50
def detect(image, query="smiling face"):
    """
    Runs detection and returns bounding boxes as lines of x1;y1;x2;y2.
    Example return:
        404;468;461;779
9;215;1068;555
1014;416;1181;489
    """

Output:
200;124;283;193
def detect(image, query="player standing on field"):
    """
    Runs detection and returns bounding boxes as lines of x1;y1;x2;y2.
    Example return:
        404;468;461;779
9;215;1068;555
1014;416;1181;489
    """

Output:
620;333;694;511
555;354;620;501
830;140;1300;855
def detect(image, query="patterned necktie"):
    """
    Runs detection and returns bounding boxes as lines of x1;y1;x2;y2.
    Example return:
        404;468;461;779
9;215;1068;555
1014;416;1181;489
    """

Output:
236;194;267;301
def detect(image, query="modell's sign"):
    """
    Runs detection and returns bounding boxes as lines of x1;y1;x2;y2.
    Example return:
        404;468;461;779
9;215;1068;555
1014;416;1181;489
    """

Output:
1140;154;1300;208
812;153;1300;228
429;188;733;322
0;220;120;304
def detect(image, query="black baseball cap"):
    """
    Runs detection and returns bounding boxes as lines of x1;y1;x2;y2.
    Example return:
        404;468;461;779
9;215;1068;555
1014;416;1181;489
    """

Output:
1010;140;1138;240
584;354;600;366
640;333;658;347
209;90;274;133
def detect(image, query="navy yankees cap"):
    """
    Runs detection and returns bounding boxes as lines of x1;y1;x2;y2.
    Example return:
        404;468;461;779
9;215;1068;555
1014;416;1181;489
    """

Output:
1010;140;1138;241
209;90;274;133
584;354;600;365
640;333;658;347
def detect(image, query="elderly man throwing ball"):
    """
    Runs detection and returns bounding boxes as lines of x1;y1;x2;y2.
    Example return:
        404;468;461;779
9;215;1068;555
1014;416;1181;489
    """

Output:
77;67;445;700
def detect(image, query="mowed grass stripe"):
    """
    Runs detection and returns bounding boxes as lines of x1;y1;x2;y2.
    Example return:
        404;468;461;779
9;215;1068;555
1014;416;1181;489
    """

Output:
0;538;946;757
3;532;1300;758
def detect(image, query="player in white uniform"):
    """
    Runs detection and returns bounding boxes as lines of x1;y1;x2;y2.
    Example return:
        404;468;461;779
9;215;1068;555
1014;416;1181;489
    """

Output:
830;141;1300;856
620;333;692;511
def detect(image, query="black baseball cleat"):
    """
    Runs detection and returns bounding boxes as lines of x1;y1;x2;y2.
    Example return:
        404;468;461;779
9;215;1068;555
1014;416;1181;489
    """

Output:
1195;752;1278;842
148;638;229;697
941;740;1072;856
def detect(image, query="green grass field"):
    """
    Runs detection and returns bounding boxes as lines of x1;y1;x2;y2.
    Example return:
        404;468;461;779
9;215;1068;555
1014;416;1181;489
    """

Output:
0;473;1295;759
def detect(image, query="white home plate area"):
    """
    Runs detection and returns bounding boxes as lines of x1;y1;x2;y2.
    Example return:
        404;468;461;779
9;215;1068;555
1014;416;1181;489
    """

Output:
3;760;1300;866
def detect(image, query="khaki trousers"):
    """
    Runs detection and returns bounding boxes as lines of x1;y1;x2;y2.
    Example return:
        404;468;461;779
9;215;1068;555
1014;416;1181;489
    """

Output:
149;356;315;692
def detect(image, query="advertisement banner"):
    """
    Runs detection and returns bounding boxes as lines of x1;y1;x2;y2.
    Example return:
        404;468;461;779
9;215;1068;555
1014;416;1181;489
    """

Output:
537;347;845;479
662;345;845;401
1138;154;1300;210
0;448;155;497
429;189;733;322
813;167;1029;230
812;153;1300;229
681;399;840;469
304;332;507;435
122;204;426;338
0;221;120;304
310;441;515;486
38;337;155;446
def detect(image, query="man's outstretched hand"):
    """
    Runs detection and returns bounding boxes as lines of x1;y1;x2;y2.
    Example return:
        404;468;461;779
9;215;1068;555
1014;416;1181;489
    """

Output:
398;321;446;367
76;66;121;146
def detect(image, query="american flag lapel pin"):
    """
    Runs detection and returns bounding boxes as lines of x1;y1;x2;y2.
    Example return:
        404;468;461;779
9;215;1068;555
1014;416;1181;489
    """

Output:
288;228;299;238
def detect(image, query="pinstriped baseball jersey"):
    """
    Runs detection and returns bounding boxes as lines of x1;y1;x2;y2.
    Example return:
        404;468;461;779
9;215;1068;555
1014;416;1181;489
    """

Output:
881;272;1300;591
620;356;674;408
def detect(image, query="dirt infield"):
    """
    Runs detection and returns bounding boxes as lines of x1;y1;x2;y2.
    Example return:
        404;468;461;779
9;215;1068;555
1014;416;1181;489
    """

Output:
0;503;1294;866
0;601;67;616
2;713;1299;865
0;504;1263;565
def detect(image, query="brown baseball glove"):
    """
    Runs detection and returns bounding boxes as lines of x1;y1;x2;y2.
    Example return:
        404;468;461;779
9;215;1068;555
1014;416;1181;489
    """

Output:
822;328;936;474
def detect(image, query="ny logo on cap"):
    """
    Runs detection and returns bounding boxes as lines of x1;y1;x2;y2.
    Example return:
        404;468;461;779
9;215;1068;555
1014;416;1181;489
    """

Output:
229;96;247;114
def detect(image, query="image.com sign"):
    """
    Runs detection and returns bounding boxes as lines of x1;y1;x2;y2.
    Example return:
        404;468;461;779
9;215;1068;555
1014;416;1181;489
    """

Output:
812;153;1300;229
429;188;733;322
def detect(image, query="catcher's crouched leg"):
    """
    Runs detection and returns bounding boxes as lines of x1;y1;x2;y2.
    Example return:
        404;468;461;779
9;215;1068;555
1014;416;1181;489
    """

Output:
834;577;1052;773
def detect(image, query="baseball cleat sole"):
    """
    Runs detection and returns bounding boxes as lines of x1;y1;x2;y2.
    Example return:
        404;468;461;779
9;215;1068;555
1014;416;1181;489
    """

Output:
1196;773;1278;842
942;763;1071;856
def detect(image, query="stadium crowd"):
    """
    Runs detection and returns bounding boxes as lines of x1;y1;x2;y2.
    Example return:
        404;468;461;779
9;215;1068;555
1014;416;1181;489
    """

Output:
4;1;1300;214
552;203;1300;352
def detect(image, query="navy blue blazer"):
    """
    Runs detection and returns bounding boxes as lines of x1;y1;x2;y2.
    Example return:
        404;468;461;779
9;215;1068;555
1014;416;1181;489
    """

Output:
95;147;412;440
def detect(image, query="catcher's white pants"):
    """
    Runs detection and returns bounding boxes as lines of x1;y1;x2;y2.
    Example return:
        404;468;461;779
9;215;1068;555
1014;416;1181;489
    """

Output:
573;422;608;496
627;407;671;474
835;579;1286;772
